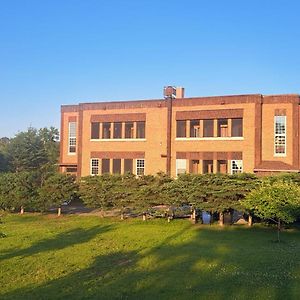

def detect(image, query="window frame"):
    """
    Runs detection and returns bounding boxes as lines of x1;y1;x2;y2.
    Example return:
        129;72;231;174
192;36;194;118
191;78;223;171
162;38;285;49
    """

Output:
136;159;145;176
274;115;286;157
90;158;100;176
68;121;77;154
230;160;243;174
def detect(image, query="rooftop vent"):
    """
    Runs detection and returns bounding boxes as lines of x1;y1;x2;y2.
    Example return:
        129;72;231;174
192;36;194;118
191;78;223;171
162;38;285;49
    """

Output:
163;86;185;99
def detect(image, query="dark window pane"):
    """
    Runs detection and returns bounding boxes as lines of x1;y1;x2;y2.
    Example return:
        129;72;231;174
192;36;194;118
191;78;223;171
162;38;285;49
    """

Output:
113;159;121;174
66;167;77;173
125;122;134;138
217;119;228;137
190;120;200;137
176;120;186;137
113;122;122;139
136;122;145;138
203;120;214;137
101;159;110;174
217;160;227;174
203;160;213;174
190;160;199;174
91;122;100;139
124;159;133;173
232;118;243;137
102;123;111;139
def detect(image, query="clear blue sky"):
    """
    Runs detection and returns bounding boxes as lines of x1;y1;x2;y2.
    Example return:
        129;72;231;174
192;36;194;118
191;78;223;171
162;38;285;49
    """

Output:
1;0;300;137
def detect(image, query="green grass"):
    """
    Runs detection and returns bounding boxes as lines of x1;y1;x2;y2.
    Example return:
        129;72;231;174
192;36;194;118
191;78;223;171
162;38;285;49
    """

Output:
0;214;300;300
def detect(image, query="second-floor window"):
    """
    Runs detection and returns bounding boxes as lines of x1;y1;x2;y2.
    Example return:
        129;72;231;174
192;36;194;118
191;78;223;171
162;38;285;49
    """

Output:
232;118;243;137
113;122;122;139
136;122;145;138
102;123;111;139
68;122;76;154
91;122;100;139
125;122;134;138
274;116;286;156
190;120;200;137
203;120;214;137
176;120;186;137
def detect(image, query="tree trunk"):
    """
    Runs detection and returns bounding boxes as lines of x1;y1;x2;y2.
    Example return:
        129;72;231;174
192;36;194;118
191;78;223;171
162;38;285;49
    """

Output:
191;209;197;224
277;219;281;243
20;206;24;214
248;215;253;226
57;207;61;217
219;212;224;226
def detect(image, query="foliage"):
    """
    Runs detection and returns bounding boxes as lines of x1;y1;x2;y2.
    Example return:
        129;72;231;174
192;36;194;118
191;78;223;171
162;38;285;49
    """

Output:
0;172;39;212
241;180;300;241
5;127;59;172
241;180;300;224
37;173;78;211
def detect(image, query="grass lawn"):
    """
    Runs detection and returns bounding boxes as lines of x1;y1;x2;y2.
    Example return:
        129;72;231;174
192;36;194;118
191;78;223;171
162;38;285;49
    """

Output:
0;214;300;300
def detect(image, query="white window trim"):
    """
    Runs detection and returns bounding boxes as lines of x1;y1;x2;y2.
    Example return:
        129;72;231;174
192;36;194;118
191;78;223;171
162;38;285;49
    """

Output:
175;137;244;141
274;116;287;157
68;122;77;155
90;138;146;142
230;160;243;174
176;159;187;177
136;159;145;176
90;158;100;176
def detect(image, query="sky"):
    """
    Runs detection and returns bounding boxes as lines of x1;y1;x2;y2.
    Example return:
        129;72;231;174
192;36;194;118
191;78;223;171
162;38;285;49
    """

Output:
1;0;300;137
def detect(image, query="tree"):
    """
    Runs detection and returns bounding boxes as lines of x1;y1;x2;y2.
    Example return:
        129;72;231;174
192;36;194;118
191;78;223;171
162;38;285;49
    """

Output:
0;173;16;210
37;173;78;215
0;137;10;172
241;181;300;242
6;127;59;173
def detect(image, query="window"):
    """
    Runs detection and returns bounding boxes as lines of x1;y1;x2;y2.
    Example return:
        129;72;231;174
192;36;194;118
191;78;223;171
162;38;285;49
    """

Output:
274;116;286;156
203;160;213;174
231;160;243;174
190;160;199;174
136;159;145;176
176;159;187;176
124;159;133;173
66;167;77;173
68;122;76;153
217;160;228;174
203;120;214;137
102;123;111;139
176;120;186;137
113;159;121;174
190;120;200;138
90;159;99;175
113;122;122;139
232;118;243;137
217;119;228;137
101;159;110;174
125;122;134;138
136;122;145;138
91;122;100;139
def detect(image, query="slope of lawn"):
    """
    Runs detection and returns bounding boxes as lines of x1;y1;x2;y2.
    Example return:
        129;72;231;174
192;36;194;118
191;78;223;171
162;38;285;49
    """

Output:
0;214;300;300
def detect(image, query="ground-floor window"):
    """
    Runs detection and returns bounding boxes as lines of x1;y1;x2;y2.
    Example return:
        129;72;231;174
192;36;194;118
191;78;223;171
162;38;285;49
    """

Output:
90;158;100;175
136;159;145;176
231;160;243;174
176;159;187;176
101;159;110;174
203;160;213;174
124;159;133;173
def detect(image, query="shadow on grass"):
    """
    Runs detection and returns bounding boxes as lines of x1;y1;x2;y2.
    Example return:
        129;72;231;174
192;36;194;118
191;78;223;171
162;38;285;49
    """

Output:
2;225;300;300
0;225;113;261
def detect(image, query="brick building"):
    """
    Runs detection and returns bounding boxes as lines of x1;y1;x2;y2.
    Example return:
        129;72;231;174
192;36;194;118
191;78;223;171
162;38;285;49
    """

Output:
59;87;299;177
